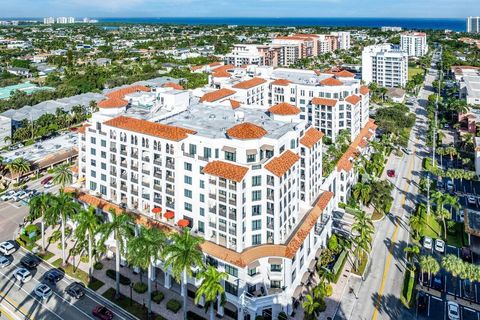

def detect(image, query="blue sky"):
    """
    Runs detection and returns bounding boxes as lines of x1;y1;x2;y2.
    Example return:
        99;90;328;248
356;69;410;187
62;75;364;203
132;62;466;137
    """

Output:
0;0;478;18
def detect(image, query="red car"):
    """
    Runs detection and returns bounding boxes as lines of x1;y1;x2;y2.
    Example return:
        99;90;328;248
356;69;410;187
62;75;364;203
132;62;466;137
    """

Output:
387;170;395;178
41;176;53;185
92;305;113;320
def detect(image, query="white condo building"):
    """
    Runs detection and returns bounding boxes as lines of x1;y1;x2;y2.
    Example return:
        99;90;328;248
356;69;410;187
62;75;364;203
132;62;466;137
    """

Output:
362;44;408;88
43;17;55;25
56;16;75;24
73;67;376;319
467;16;480;33
400;32;428;57
225;45;264;67
330;31;351;50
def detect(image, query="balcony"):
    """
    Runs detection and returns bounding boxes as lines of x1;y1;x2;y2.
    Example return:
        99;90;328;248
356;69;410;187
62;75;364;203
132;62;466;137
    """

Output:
131;177;138;184
153;159;162;166
120;150;127;156
166;188;174;196
110;159;116;165
219;196;226;203
142;194;150;200
120;185;127;192
142;169;150;175
209;193;216;200
183;152;194;158
132;190;138;196
110;170;116;176
166;176;175;183
153;184;162;192
120;162;127;168
154;172;162;179
209;222;216;229
209;179;216;185
267;208;274;215
131;166;138;171
110;182;117;188
142;181;150;188
166;162;175;170
166;202;175;209
110;147;117;153
229;184;236;191
219;208;227;217
154;197;161;205
142;156;150;162
209;207;216;214
229;213;237;220
219;181;226;188
229;198;237;206
131;153;138;159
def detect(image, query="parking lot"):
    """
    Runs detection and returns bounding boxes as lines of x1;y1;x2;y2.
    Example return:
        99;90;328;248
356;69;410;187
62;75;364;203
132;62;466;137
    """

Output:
418;293;480;320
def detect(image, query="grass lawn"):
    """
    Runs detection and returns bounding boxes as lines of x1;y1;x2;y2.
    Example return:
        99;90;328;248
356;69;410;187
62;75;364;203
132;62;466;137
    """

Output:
420;211;442;239
352;252;368;276
446;222;468;248
36;250;55;261
102;288;166;320
52;258;89;285
87;277;105;291
408;67;424;81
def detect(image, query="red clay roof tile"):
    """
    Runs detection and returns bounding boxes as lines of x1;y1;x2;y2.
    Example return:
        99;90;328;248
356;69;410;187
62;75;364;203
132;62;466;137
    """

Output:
300;127;324;149
232;77;267;89
264;150;300;177
226;122;267;140
268;102;300;115
203;161;249;183
311;97;337;107
345;95;361;105
200;88;236;103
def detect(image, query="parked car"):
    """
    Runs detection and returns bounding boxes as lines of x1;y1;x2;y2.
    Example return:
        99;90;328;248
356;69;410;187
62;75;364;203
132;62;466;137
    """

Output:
423;237;433;250
0;255;11;268
447;301;460;320
92;305;114;320
447;180;454;192
432;274;443;291
44;269;64;284
467;195;477;205
13;191;26;201
14;268;32;283
418;291;428;313
0;190;16;201
65;282;85;299
387;170;395;178
435;239;445;253
0;242;15;256
34;283;53;299
461;247;472;262
20;255;40;269
403;148;413;155
41;176;53;185
44;181;54;189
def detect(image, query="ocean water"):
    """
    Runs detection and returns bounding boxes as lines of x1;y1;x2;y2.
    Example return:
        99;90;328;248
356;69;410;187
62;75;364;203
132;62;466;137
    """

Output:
97;17;466;31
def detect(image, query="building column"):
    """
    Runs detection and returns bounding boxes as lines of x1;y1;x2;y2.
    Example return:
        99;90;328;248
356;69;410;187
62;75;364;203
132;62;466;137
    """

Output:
217;298;224;317
164;272;171;289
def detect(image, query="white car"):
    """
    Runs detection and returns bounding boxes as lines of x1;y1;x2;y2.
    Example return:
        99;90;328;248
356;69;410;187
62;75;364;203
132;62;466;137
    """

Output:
435;239;445;253
0;190;16;201
44;181;54;189
13;191;26;201
423;237;433;250
467;195;477;205
0;242;15;256
14;268;32;283
447;181;454;191
0;255;11;268
34;283;53;299
447;301;460;320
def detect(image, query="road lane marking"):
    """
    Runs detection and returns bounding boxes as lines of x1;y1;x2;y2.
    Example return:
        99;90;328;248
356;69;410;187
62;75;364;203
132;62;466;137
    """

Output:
0;287;33;320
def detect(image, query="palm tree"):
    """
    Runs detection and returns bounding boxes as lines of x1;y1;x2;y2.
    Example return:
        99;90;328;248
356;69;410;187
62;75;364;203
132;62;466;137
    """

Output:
419;255;440;286
74;206;100;279
28;193;54;252
128;226;166;317
404;245;420;271
302;294;323;320
409;214;424;240
46;191;79;265
445;146;457;162
195;265;228;320
437;147;445;168
352;182;372;207
163;228;204;320
350;209;374;271
98;211;135;298
4;157;31;183
442;254;465;298
52;163;73;187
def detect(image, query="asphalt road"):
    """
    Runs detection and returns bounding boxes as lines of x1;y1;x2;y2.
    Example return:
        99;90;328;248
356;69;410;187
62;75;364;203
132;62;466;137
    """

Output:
344;55;440;320
0;243;136;320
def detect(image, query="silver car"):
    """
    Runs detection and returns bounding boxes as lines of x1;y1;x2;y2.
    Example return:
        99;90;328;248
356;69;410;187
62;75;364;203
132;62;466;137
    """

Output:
0;255;11;268
34;283;53;299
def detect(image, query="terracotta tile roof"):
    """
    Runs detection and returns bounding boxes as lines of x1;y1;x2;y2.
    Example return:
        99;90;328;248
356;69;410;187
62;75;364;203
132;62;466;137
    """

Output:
228;99;241;109
226;122;267;140
271;79;292;86
200;88;236;103
320;77;343;86
162;82;184;90
98;98;128;109
106;85;150;100
208;61;222;67
70;166;78;174
337;119;377;172
324;68;355;78
311;97;337;107
264;150;300;177
232;77;267;89
275;36;313;41
78;124;90;134
104;116;196;142
203;160;249;183
211;64;235;78
360;86;369;95
300;127;324;149
345;94;361;105
191;65;203;71
268;102;300;115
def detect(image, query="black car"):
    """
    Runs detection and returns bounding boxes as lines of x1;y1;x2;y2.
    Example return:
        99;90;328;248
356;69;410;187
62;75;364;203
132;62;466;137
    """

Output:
432;274;443;291
418;292;428;313
44;269;64;283
461;247;472;262
20;255;40;269
65;282;85;299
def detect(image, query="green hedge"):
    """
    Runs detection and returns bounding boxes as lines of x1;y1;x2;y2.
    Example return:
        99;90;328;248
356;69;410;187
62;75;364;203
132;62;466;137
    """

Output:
166;299;182;313
151;291;164;304
93;262;103;270
106;269;131;285
332;250;348;283
400;270;416;308
133;282;148;294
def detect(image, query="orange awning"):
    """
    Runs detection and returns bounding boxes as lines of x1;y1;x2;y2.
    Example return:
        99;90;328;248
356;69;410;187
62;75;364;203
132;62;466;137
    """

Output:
152;207;162;214
177;219;190;228
164;211;174;219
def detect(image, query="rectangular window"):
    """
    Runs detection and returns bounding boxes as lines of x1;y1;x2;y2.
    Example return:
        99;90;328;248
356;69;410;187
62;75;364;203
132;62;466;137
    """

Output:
270;264;282;272
184;176;192;185
225;151;236;162
101;162;106;170
89;181;97;191
101;151;106;159
203;147;211;159
225;281;238;296
101;140;106;147
184;163;192;171
252;234;261;245
200;208;205;216
252;205;261;216
198;221;205;233
247;154;256;163
184;189;192;198
200;194;205;203
252;176;261;187
224;265;238;277
90;137;96;144
252;220;261;231
90;148;96;156
270;280;281;288
200;180;205;189
189;144;197;155
100;185;107;195
248;268;258;276
252;190;261;201
101;174;106;181
91;170;96;178
184;203;192;212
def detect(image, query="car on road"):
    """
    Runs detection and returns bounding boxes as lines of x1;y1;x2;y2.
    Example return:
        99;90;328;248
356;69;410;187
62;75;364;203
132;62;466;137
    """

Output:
447;301;460;320
0;255;11;268
435;239;445;253
65;282;86;299
44;181;54;189
387;170;395;178
417;292;428;313
432;273;443;291
13;190;26;201
467;195;477;206
44;269;64;284
20;255;40;269
41;176;53;185
403;148;413;155
14;268;32;283
461;247;472;262
34;283;53;299
0;190;16;201
0;242;16;256
423;237;433;250
92;305;114;320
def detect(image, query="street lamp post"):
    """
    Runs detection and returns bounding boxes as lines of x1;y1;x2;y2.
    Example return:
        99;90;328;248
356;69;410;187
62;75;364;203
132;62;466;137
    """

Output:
129;283;133;306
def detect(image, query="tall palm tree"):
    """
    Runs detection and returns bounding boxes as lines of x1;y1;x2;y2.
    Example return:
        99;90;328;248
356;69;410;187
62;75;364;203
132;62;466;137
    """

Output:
74;206;100;279
445;146;457;162
195;265;228;320
163;228;204;320
128;226;166;317
4;158;31;183
442;254;465;298
28;193;54;252
419;255;440;286
404;245;420;271
352;182;372;207
302;294;322;320
409;214;424;240
98;211;135;298
52;163;73;187
46;191;79;265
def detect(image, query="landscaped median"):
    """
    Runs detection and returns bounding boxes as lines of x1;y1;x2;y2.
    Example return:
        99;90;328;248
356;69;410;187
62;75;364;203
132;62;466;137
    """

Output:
400;269;416;308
